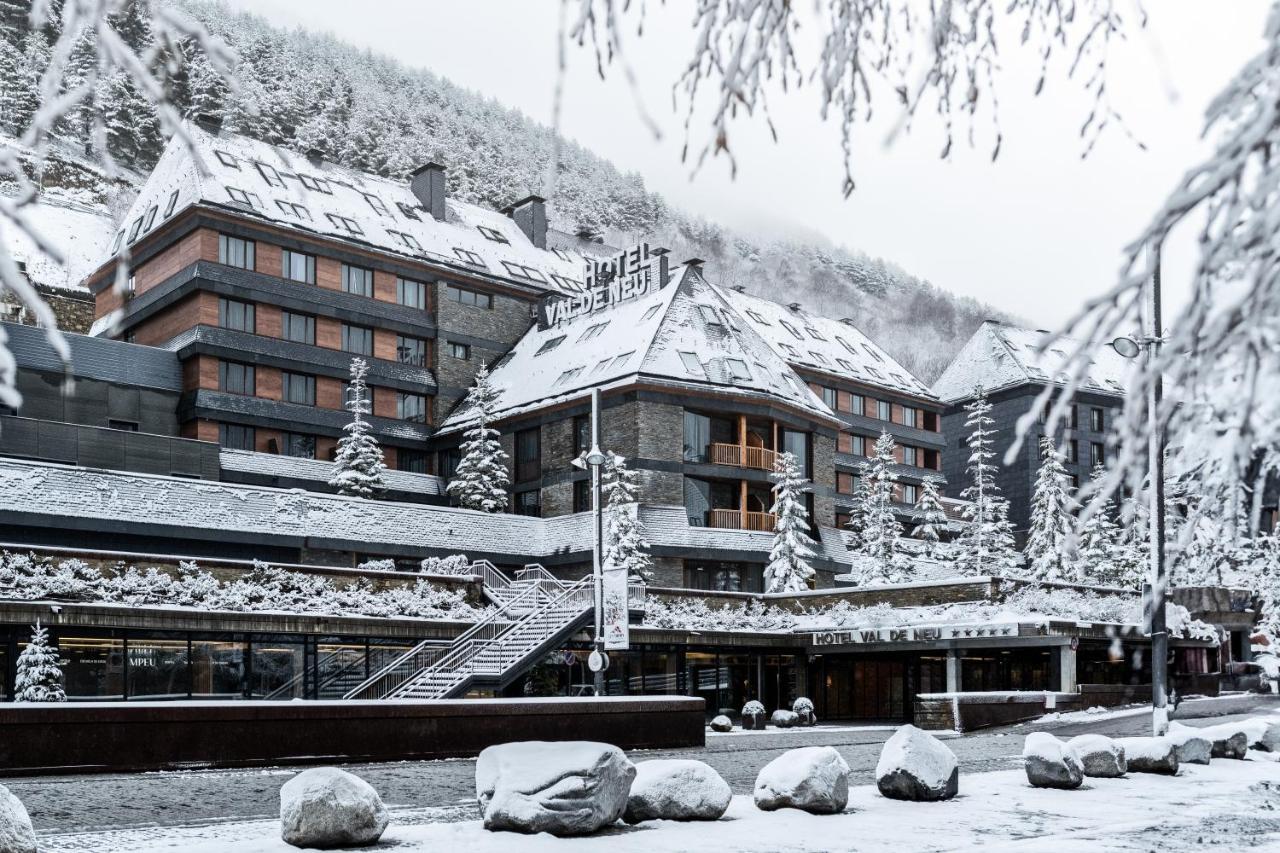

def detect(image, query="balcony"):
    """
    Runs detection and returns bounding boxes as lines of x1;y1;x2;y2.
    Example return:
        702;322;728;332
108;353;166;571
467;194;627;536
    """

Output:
708;442;778;471
708;509;777;532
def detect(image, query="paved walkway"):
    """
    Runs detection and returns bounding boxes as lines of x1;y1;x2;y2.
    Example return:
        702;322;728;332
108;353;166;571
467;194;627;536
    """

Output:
9;693;1276;841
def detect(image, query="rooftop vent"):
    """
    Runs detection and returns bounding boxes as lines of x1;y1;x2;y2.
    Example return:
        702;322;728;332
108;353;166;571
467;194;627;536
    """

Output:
839;317;858;326
505;194;547;249
730;284;746;292
576;226;604;243
683;257;705;268
787;302;802;312
305;147;325;166
410;162;447;221
194;113;222;133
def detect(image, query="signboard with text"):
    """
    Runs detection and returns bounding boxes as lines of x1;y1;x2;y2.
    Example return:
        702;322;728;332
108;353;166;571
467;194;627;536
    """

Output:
538;243;670;329
810;623;1020;647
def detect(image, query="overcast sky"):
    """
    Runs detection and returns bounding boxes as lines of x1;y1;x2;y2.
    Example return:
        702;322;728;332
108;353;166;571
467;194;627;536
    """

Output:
225;0;1267;327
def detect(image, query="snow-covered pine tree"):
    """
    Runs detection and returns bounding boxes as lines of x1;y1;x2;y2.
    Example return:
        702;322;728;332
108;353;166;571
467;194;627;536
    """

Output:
15;620;65;702
329;357;387;499
955;389;1019;575
602;451;653;581
912;477;947;559
841;465;868;557
765;451;818;593
1076;466;1123;585
446;364;511;512
859;432;911;583
1024;436;1076;581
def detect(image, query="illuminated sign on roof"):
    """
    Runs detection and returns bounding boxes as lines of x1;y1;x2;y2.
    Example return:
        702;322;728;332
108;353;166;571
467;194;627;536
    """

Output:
538;243;670;329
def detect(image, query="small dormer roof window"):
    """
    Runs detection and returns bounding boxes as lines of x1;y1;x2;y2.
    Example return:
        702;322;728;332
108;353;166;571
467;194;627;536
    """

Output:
502;261;546;283
256;162;284;188
578;322;609;342
780;320;803;340
862;343;885;363
746;309;769;324
214;150;238;169
806;326;825;341
388;229;422;250
641;304;662;321
298;174;331;193
163;189;179;218
725;358;751;381
141;206;157;232
477;225;509;244
226;187;261;208
453;247;484;267
678;351;704;375
536;335;566;356
397;202;421;221
325;213;362;234
363;193;390;216
697;305;722;326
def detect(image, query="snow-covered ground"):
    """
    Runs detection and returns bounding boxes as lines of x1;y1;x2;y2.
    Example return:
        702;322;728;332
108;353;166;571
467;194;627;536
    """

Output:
37;756;1280;852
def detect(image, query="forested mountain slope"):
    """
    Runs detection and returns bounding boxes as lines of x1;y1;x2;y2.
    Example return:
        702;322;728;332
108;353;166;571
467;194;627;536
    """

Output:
0;0;1011;381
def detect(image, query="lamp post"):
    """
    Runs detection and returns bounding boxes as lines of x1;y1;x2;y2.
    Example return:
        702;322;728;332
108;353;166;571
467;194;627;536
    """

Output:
1110;243;1167;736
580;388;608;696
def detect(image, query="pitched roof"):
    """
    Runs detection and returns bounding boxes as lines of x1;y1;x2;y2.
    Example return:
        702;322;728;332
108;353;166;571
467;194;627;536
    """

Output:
5;196;115;294
439;266;838;432
4;320;182;391
107;122;591;295
931;320;1132;403
719;287;936;400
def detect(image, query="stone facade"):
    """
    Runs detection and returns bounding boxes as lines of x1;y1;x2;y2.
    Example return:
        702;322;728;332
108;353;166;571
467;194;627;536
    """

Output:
433;280;536;423
2;285;96;334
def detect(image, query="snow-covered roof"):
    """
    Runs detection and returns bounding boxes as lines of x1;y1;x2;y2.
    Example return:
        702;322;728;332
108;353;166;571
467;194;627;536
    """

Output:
719;286;936;400
440;266;839;432
5;319;182;390
4;195;115;293
931;320;1133;403
218;448;444;495
107;122;592;295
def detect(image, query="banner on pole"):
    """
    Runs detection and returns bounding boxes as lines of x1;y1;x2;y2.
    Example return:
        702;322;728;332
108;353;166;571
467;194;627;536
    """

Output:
602;567;630;651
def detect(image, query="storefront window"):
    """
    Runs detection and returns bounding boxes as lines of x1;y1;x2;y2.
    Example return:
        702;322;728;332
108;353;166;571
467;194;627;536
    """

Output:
249;638;306;699
127;635;190;700
685;651;720;713
191;638;245;699
641;647;681;694
316;639;368;700
57;634;125;700
718;653;755;714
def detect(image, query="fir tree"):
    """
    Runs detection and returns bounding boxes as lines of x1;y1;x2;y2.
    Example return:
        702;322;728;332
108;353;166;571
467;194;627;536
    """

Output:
859;432;911;583
446;364;510;512
602;451;653;581
1076;466;1130;587
15;621;65;702
841;466;868;557
329;357;387;499
765;451;818;593
912;477;947;559
955;389;1019;575
1024;436;1076;581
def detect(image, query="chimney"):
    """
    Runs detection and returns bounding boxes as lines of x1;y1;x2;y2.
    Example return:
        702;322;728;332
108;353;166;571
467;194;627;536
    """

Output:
305;147;325;166
787;302;802;312
410;162;447;221
576;226;603;244
730;284;746;292
683;257;705;268
194;113;222;133
506;194;547;249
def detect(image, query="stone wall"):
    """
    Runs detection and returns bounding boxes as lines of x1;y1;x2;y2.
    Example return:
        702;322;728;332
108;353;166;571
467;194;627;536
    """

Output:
2;285;96;334
433;281;536;422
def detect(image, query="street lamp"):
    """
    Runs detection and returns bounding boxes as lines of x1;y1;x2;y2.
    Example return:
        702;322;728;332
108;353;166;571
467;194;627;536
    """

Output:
1111;243;1169;736
573;387;608;696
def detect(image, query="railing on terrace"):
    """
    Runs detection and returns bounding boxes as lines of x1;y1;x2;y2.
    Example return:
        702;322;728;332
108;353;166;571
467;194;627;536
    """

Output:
708;509;777;532
708;442;777;471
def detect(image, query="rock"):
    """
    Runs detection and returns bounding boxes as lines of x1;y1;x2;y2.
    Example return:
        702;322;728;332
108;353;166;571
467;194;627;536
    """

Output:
793;697;816;726
0;785;36;853
1199;724;1249;759
475;741;636;836
1115;736;1180;775
754;746;850;814
875;724;959;801
279;767;389;849
1164;723;1213;765
1238;717;1280;752
742;701;767;731
709;714;734;733
1022;732;1083;789
771;710;799;728
623;760;732;824
1065;734;1126;778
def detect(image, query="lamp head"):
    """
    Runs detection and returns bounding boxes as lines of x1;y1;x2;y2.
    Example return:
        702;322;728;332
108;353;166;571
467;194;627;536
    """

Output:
1110;336;1141;359
585;445;607;467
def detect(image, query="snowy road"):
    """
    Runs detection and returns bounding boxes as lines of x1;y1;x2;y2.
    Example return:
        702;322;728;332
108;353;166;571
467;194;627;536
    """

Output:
11;693;1278;850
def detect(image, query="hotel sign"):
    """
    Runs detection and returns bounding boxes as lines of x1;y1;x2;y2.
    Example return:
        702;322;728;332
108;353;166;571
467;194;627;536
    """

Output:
810;623;1020;647
538;243;669;329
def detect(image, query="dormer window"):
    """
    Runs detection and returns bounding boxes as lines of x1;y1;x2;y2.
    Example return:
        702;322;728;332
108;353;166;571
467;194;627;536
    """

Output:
536;335;566;356
678;351;704;375
214;150;239;169
275;200;311;220
837;358;855;373
141;206;157;232
725;359;751;381
836;336;856;354
549;273;583;292
298;174;332;193
809;351;830;365
477;225;509;244
696;305;722;326
163;190;179;218
641;304;661;321
126;217;143;243
551;248;572;262
256;162;284;188
226;187;261;208
388;229;422;250
553;366;584;388
109;230;123;255
780;320;803;340
578;322;608;342
501;261;546;283
806;326;825;341
325;213;362;234
363;193;390;216
453;247;484;267
397;202;421;220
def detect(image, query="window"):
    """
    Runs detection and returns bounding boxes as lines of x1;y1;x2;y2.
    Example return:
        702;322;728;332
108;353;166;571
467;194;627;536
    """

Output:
837;472;858;495
836;358;856;374
280;311;315;344
862;343;885;363
902;446;918;467
110;230;123;255
1068;404;1079;430
578;323;608;342
1068;473;1080;491
396;335;427;366
678;351;703;375
780;320;803;340
573;415;591;456
780;343;800;359
446;284;493;308
142;206;157;232
902;484;919;505
108;419;138;432
397;202;421;220
591;358;611;375
876;400;891;421
298;174;331;193
641;304;662;321
218;298;255;332
864;366;884;380
281;249;315;284
809;350;830;366
838;432;866;457
501;261;547;282
218;234;255;269
389;230;422;251
341;263;373;297
573;479;592;513
550;274;583;292
514;489;541;517
274;200;311;220
126;273;135;293
746;310;770;325
398;392;427;422
782;429;810;477
127;217;143;243
477;225;509;244
516;428;541;483
342;323;373;355
363;193;390;216
1067;439;1079;464
1091;442;1105;467
817;385;836;409
611;351;635;370
438;448;462;480
281;372;315;406
697;305;722;326
553;367;583;387
225;187;261;208
902;407;918;428
325;213;362;234
219;423;255;451
282;432;316;459
398;450;429;474
214;150;238;168
447;341;471;360
536;336;566;356
453;247;484;266
219;361;255;395
1090;407;1105;432
837;336;856;354
397;277;429;310
725;358;751;380
806;326;825;340
255;162;284;187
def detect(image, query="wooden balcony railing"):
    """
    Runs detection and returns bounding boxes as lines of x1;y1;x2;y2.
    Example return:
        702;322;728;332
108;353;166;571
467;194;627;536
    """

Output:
708;443;778;471
708;509;777;532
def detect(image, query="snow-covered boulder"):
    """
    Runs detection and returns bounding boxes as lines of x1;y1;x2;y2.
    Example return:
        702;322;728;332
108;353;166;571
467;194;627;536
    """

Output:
875;725;959;801
1115;737;1180;775
1238;717;1280;752
1022;733;1083;789
754;746;850;814
1196;723;1249;759
793;697;816;726
742;700;767;730
623;760;732;824
1164;723;1213;765
771;709;799;728
0;785;36;853
1065;734;1126;778
710;714;734;733
279;767;389;849
475;741;636;836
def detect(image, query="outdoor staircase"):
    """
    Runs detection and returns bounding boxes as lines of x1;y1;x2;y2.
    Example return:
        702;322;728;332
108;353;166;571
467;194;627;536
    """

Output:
344;561;645;701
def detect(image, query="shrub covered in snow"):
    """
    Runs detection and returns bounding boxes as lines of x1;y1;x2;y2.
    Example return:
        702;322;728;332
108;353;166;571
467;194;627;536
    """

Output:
642;596;799;632
420;554;473;575
355;558;396;573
